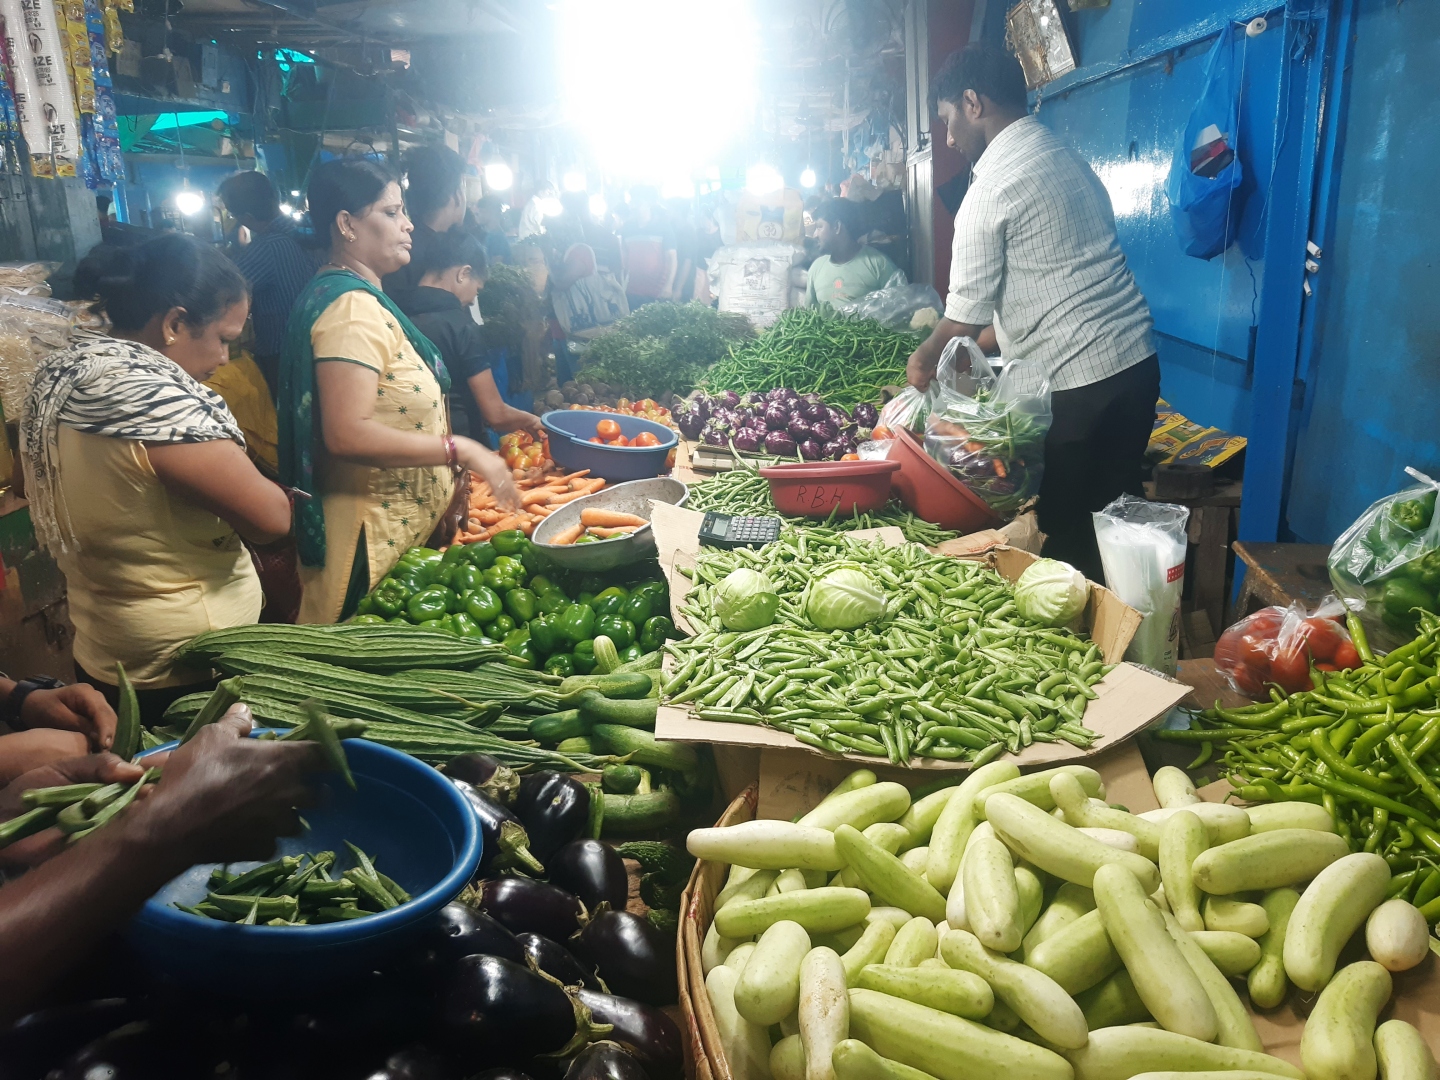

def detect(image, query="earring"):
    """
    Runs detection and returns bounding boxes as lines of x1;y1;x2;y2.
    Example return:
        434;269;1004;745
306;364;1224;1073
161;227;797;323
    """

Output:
165;335;175;344
346;233;356;242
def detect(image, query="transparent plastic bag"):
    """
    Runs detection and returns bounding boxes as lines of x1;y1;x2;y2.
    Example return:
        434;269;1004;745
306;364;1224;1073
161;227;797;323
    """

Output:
1093;495;1190;675
1213;597;1360;699
922;336;1051;518
834;283;943;331
1328;467;1440;648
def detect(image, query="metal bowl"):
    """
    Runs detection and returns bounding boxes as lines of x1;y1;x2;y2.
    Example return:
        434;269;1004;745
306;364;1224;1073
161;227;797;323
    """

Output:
531;477;688;571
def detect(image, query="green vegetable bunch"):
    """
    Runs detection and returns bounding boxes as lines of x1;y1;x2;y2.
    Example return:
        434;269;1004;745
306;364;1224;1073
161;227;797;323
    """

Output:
1330;484;1440;641
582;302;754;397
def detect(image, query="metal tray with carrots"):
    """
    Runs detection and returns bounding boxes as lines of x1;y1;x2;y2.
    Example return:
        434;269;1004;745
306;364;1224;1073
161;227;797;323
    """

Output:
531;478;689;571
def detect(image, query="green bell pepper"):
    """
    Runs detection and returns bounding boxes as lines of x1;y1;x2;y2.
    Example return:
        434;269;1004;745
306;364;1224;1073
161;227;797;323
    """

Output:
441;543;470;566
386;562;427;594
402;546;442;564
632;580;669;608
1398;549;1440;590
431;563;460;590
484;615;516;639
491;530;528;556
519;544;543;577
505;588;538;624
451;562;486;595
596;614;636;649
388;616;410;625
571;639;597;675
349;614;387;625
1394;491;1437;533
450;613;484;640
591;586;629;616
619;643;645;665
355;593;378;617
576;591;597;609
557;603;597;645
1382;577;1435;624
620;592;653;626
416;618;448;631
464;586;504;625
529;614;563;655
502;628;537;668
406;585;451;624
371;576;412;617
535;589;569;615
639;615;676;652
444;587;465;614
544;653;576;678
465;541;498;569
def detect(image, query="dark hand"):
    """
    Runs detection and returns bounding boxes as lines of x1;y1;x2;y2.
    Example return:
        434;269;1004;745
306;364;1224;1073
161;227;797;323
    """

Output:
19;683;118;752
0;754;147;868
906;347;937;390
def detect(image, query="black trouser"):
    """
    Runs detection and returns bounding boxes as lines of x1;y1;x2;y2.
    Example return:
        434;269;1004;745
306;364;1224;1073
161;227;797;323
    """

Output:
1036;355;1161;586
75;664;216;730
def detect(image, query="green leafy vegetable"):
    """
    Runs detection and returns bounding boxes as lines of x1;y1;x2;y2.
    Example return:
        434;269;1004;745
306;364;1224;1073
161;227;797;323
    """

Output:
582;302;754;397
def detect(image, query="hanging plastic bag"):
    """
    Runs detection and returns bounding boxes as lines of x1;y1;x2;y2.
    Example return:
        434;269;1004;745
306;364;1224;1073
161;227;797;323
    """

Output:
1328;467;1440;648
834;283;944;332
1165;30;1245;260
1093;495;1190;675
1213;597;1362;699
923;336;1052;519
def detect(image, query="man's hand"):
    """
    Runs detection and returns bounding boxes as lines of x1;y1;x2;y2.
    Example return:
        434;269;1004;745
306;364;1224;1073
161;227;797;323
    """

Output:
907;346;938;390
20;683;118;752
0;753;146;868
907;317;986;389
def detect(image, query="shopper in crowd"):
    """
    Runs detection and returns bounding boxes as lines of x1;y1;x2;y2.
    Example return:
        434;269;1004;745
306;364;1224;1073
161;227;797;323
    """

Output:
907;43;1157;583
470;195;512;266
517;182;556;241
552;242;628;342
0;675;116;786
382;144;468;306
216;170;318;399
620;187;677;310
280;158;516;625
804;197;906;310
20;235;289;724
396;226;543;443
0;706;322;1021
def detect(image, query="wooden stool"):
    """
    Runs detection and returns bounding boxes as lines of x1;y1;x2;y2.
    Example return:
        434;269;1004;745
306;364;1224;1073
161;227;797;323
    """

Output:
1231;541;1335;619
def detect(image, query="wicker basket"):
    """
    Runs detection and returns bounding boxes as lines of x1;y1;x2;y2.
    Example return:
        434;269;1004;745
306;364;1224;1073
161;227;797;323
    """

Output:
676;783;758;1080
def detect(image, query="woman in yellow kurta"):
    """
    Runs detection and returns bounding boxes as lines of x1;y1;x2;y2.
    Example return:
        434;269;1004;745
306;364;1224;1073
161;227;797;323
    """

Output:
20;234;292;721
280;159;517;624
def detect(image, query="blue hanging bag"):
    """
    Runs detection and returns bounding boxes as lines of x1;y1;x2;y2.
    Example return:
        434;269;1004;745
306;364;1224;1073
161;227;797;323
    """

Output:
1166;30;1245;260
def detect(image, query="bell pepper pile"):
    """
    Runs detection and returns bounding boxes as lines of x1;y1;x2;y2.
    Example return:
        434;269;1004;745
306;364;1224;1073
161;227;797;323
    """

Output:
353;533;678;676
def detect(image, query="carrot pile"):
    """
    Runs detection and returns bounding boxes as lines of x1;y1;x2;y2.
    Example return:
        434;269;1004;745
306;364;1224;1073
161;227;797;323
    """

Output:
455;468;607;544
545;508;650;547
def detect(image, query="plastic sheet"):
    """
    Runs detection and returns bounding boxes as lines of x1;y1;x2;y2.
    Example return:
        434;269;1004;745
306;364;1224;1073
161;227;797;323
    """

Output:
1093;494;1189;675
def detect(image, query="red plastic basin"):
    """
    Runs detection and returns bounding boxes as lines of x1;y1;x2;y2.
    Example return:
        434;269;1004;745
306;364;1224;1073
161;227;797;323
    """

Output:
758;460;902;518
886;428;1004;533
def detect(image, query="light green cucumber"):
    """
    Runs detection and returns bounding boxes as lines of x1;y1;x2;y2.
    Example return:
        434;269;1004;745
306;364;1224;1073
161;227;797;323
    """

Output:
939;928;1088;1049
1151;766;1201;808
1050;773;1161;860
798;947;849;1080
718;870;781;911
1159;808;1207;932
883;917;938;968
963;833;1022;953
1300;961;1392;1080
1023;882;1095;960
1374;1019;1438;1080
1191;829;1349;895
690;821;844;871
841;919;898;986
1203;895;1269;937
822;770;878;802
856;963;993;1020
704;922;744;973
717;889;873;939
1139;803;1252;846
812;925;866;953
900;847;930;876
1247;888;1300;1009
1015;865;1044;938
1076;969;1149;1029
925;761;1020;892
725;942;758;972
706;964;774;1080
836;824;911;889
866;906;912;930
735;921;812;1025
834;825;947;923
1245;801;1336;834
896;787;957;851
1161;911;1262;1052
1190;930;1261;977
771;1034;806;1080
975;765;1105;815
985;793;1161;892
1024;908;1120;995
830;1039;940;1080
1064;1026;1305;1080
799;783;912;833
1283;852;1390;992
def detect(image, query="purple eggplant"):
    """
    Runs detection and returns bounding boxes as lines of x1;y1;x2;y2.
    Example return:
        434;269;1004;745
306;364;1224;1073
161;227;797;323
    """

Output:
518;932;602;990
572;910;677;1006
764;431;797;457
454;780;545;875
800;439;823;461
688;394;710;421
822;440;848;460
742;392;765;407
548;839;628;912
440;955;581;1061
732;404;754;422
762;404;790;430
514;772;591;863
810;419;837;443
803;400;830;424
564;1043;651;1080
574;989;683;1080
827;405;850;426
700;426;726;447
732;429;762;453
365;1046;456;1080
474;1071;535;1080
765;386;790;403
852;402;879;427
443;754;520;805
787;418;812;442
715;390;740;409
424;901;525;965
675;404;705;441
801;392;823;406
477;877;586;940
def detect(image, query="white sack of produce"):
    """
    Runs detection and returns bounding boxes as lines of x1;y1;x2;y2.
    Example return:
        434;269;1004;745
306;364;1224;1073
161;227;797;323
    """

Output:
709;244;807;328
692;766;1440;1080
1093;494;1190;675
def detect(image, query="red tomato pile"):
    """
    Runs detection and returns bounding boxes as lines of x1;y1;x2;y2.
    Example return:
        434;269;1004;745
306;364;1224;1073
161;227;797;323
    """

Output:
1214;607;1362;697
586;417;662;448
567;398;675;429
499;431;552;473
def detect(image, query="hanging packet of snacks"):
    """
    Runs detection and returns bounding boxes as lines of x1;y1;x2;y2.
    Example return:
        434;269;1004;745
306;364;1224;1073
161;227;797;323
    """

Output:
56;0;94;116
0;0;80;176
0;18;22;170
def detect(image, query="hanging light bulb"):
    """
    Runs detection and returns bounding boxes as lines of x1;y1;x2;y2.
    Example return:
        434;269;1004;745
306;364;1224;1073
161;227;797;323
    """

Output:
800;167;817;189
174;189;205;215
562;171;587;192
484;162;514;191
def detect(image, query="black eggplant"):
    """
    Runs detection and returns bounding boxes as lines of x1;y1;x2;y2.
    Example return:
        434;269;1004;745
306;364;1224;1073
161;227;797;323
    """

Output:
548;839;628;913
439;955;585;1061
0;997;141;1080
514;771;591;862
565;1042;652;1080
423;901;525;966
443;753;521;805
476;876;585;941
517;932;602;991
52;1019;223;1080
454;779;546;874
364;1045;456;1080
572;910;677;1005
574;989;683;1080
473;1071;535;1080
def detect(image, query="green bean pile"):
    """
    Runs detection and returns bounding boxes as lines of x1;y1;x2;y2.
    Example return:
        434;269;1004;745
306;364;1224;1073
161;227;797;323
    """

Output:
663;529;1108;764
700;309;919;410
1161;611;1440;913
687;468;960;547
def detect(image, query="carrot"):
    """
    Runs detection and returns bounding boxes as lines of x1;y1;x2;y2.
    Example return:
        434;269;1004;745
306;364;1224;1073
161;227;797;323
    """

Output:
491;515;523;534
556;469;591;482
530;504;554;517
549;523;585;546
521;489;556;507
580;509;648;528
476;509;503;525
587;526;640;538
545;489;592;506
572;478;607;496
519;519;535;536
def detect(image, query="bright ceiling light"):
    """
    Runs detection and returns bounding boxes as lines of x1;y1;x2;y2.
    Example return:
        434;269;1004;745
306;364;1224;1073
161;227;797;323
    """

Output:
174;190;205;215
539;196;564;218
588;193;608;219
560;0;757;179
800;167;817;189
485;162;514;191
745;164;784;196
661;176;695;199
563;171;587;193
279;202;294;216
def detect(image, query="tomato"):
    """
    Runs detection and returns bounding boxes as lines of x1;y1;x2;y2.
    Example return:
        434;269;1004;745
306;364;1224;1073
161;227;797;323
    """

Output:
871;426;894;440
616;398;632;412
522;446;545;468
633;431;660;447
1245;608;1285;636
596;418;621;440
1295;616;1343;662
665;448;677;468
588;436;604;443
841;453;860;461
1214;627;1268;697
608;436;630;446
637;398;658;412
1269;647;1311;694
1332;640;1362;670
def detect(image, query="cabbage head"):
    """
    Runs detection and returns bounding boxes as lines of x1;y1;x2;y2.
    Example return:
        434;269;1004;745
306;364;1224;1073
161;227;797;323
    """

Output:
807;566;886;630
1014;558;1088;627
714;568;779;631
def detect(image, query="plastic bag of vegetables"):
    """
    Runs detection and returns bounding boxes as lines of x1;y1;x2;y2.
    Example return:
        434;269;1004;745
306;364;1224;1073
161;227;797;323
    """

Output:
1213;597;1362;698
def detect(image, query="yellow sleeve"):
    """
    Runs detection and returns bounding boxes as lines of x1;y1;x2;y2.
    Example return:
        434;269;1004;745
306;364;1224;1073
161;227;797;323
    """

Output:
310;291;398;373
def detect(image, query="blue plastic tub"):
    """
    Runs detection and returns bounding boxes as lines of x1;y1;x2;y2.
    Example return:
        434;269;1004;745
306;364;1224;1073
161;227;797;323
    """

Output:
128;735;481;994
541;410;677;482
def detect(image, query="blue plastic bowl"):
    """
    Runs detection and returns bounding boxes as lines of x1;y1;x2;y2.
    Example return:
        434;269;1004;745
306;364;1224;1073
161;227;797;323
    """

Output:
127;735;481;994
541;410;677;482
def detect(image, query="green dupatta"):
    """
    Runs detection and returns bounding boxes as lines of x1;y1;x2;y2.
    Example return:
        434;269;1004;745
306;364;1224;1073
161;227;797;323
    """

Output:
278;268;452;569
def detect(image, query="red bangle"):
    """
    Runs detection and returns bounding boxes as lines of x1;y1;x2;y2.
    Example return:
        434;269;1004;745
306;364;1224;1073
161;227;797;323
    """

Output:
444;435;458;468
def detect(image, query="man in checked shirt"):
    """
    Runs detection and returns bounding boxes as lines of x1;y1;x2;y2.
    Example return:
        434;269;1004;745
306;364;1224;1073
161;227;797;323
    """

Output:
907;43;1159;585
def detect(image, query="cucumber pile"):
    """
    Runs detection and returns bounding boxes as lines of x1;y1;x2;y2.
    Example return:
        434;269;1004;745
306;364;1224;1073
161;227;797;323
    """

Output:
693;765;1439;1080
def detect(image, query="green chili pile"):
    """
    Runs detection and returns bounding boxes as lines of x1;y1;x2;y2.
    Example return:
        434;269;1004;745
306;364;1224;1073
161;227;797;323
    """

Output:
687;468;960;547
700;309;919;410
1161;611;1440;917
664;529;1108;764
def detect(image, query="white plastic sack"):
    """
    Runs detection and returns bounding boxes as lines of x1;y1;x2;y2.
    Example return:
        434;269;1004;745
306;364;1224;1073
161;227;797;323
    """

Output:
1093;494;1190;675
708;244;806;328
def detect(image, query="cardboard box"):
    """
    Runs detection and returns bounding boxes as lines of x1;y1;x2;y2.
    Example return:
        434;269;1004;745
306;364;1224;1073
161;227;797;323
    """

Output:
648;503;1190;772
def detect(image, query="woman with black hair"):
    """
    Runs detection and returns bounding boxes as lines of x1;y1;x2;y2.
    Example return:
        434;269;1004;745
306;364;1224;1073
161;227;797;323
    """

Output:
280;157;516;625
20;233;291;721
